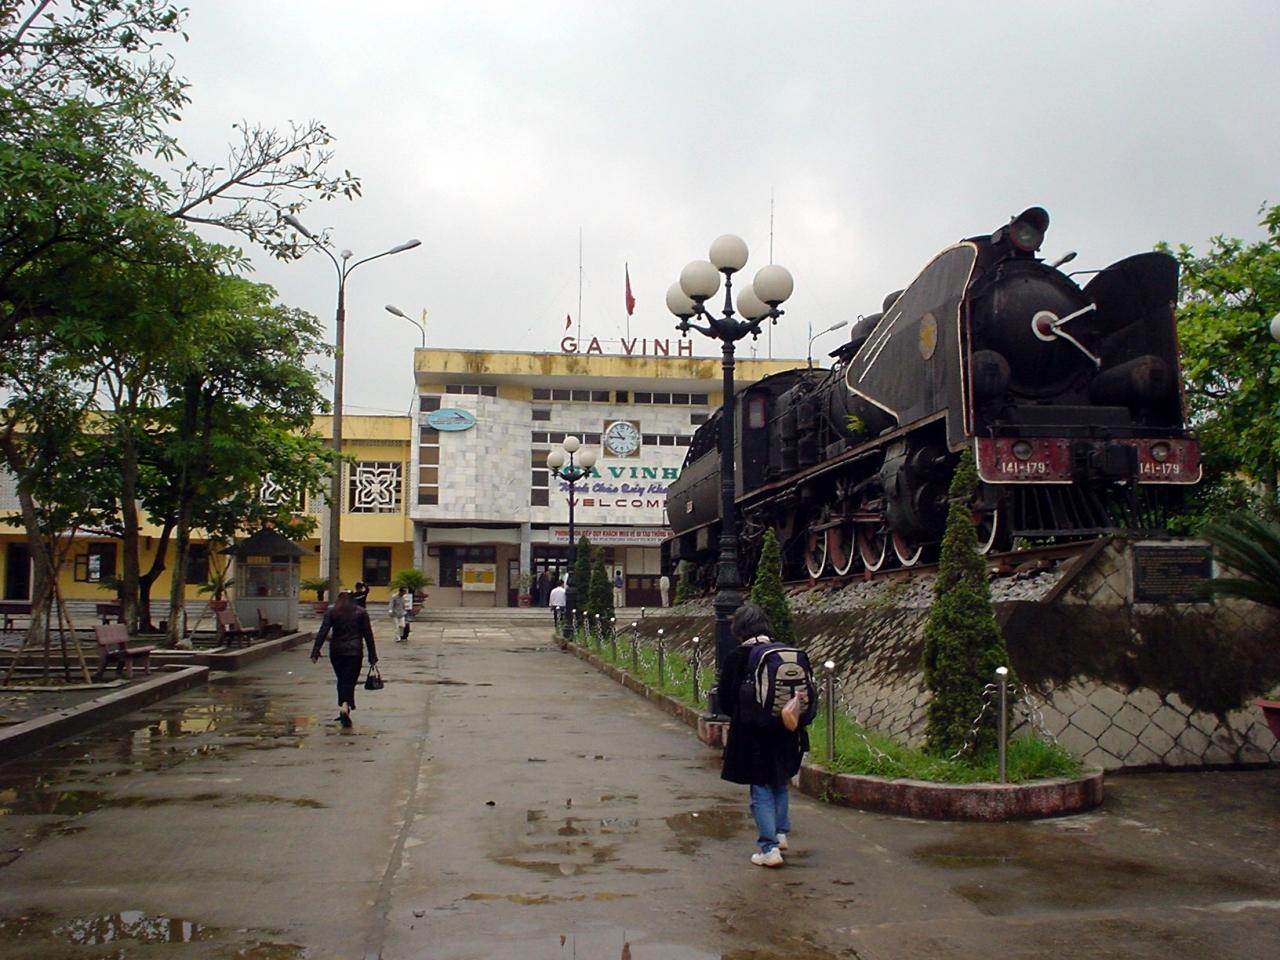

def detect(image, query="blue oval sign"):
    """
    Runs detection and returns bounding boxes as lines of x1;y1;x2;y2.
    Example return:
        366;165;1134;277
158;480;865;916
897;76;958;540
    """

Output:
426;408;477;432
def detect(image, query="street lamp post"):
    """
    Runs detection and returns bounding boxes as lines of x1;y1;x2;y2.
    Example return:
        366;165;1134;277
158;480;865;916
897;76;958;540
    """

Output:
546;436;597;637
667;235;793;716
807;319;849;368
284;215;421;603
384;304;427;347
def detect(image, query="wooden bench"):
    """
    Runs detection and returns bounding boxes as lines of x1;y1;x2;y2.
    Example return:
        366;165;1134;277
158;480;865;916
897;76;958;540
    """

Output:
0;600;32;632
256;607;283;639
215;608;259;647
93;623;155;680
96;602;123;624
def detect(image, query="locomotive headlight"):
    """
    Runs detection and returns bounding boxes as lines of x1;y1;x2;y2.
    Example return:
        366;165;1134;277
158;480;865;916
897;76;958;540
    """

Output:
1150;442;1171;463
1009;206;1050;253
1012;440;1034;461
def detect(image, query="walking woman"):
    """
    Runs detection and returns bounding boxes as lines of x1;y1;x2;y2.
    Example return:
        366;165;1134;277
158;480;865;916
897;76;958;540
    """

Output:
717;603;807;868
310;591;378;728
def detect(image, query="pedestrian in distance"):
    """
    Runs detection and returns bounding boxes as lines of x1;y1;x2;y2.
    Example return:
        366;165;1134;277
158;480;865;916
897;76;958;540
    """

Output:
310;591;378;728
548;579;566;629
717;603;808;868
612;569;625;607
389;586;409;642
536;570;551;607
659;572;671;607
352;581;369;608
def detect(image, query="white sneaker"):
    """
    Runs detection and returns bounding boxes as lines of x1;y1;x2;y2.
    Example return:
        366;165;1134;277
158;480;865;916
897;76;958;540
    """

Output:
750;848;784;868
776;833;788;851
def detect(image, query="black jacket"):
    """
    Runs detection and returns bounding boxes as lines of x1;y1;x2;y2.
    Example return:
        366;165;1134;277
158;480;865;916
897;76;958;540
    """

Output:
718;637;808;787
311;608;378;661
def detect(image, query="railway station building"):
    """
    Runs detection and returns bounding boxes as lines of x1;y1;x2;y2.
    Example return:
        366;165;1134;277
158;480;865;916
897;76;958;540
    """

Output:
0;344;800;615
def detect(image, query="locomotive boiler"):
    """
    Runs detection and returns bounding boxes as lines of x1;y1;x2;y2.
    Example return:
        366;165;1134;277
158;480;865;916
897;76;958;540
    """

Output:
666;206;1200;583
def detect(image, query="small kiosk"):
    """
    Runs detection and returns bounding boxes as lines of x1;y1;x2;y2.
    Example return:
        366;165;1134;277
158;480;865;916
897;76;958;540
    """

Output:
226;528;305;634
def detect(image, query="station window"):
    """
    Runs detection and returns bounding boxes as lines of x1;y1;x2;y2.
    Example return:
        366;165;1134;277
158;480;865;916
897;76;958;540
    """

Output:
349;461;403;514
362;547;392;586
186;544;210;585
615;390;629;403
419;395;442;413
532;409;551;422
691;412;709;425
533;388;551;401
438;546;496;587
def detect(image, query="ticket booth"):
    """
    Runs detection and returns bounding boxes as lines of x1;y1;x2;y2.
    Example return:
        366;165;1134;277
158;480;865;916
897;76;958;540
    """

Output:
226;528;304;633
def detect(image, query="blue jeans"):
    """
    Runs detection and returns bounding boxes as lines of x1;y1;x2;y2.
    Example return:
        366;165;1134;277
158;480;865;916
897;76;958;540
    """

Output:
749;783;791;853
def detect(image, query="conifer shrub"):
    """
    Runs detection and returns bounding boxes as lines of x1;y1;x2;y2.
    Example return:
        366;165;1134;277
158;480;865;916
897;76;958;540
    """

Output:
674;561;693;604
922;453;1014;755
748;528;795;645
589;547;614;631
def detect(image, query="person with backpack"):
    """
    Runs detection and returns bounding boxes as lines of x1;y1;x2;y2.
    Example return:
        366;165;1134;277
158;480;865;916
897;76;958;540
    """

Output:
717;602;817;868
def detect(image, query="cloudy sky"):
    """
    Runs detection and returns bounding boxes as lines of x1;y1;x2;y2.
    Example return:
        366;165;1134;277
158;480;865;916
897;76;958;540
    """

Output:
167;1;1278;416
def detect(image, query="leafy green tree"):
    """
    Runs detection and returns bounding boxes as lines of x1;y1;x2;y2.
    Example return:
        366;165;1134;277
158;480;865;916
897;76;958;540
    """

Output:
748;528;794;645
1159;204;1280;527
922;454;1013;756
1201;512;1280;610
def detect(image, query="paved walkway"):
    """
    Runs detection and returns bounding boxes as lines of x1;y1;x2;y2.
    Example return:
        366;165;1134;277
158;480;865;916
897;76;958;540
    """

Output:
0;619;1276;959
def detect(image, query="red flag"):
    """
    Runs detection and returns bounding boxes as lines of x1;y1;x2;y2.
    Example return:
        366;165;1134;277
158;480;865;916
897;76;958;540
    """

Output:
564;313;572;330
625;264;636;316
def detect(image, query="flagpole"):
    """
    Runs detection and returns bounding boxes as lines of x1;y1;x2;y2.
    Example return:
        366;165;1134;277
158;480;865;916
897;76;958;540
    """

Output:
577;228;583;345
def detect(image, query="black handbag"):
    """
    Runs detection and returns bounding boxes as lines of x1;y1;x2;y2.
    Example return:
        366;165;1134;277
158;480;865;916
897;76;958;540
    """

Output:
364;664;385;690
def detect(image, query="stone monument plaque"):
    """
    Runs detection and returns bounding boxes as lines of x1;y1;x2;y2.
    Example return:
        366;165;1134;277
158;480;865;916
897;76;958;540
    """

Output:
1132;543;1213;604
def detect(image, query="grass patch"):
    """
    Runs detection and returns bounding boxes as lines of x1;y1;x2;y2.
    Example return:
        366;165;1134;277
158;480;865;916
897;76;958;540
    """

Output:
577;629;705;709
806;711;1083;784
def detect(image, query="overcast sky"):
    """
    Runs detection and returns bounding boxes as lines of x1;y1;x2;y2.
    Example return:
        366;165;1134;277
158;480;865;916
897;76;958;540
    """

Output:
167;1;1279;417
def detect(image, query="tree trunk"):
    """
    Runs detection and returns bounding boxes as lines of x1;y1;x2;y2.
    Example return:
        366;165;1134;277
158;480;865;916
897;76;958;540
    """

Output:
117;422;142;633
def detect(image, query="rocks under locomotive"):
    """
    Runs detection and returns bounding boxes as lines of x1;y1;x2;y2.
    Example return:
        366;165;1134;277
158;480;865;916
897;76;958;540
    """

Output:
665;206;1200;583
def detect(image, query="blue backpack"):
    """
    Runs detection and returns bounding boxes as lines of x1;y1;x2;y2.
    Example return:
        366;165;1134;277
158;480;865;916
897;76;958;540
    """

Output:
738;642;818;729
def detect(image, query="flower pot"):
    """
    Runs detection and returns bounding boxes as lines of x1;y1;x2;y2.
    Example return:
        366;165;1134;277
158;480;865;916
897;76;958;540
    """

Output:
311;601;330;615
209;599;229;612
518;593;532;607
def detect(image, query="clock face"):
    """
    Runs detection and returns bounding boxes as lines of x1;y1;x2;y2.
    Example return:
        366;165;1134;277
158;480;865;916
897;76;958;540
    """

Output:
603;420;642;457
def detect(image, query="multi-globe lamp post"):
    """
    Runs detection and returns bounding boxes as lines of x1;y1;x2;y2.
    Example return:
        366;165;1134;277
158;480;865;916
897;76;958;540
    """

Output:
546;436;597;637
666;235;794;715
284;215;420;603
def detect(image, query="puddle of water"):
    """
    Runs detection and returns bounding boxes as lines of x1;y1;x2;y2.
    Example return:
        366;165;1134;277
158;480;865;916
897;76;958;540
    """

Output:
0;910;309;958
665;805;746;841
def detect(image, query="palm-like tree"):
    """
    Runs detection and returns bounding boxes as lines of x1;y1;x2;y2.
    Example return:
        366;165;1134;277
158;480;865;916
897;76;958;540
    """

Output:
1202;512;1280;608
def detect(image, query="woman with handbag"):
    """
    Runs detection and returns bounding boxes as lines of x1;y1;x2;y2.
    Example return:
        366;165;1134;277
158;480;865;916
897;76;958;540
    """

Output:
310;590;378;728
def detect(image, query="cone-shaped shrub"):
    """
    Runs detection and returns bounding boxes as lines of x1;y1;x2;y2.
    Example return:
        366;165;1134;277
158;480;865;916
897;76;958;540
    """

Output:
674;561;693;604
590;548;614;629
922;452;1013;756
748;528;795;645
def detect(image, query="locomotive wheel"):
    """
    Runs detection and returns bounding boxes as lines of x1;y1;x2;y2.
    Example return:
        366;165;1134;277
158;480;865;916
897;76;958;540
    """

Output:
891;532;924;567
974;505;1006;555
858;524;888;572
828;522;858;576
804;526;828;579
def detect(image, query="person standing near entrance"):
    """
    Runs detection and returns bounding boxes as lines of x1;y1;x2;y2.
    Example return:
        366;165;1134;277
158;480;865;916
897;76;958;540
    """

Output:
389;586;408;643
659;572;671;607
535;570;551;607
310;591;378;728
717;603;807;868
548;579;566;628
612;569;624;607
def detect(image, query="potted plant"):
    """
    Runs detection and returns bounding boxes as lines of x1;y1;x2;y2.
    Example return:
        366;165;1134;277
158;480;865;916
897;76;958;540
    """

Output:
390;568;433;606
199;568;234;611
516;572;534;607
300;576;330;615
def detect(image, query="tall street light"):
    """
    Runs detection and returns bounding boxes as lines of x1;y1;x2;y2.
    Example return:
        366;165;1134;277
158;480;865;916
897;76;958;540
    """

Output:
807;319;849;368
546;436;597;637
385;303;427;347
667;235;793;716
284;215;421;602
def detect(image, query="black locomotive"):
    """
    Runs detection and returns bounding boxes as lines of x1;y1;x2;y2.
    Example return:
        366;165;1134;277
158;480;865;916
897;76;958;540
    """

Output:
666;206;1200;582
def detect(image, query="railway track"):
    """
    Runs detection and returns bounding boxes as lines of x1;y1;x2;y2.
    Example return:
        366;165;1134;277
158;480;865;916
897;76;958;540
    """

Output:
781;538;1095;593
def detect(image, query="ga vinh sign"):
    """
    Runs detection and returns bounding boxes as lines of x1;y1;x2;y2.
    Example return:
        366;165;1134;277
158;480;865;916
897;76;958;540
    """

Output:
426;408;477;432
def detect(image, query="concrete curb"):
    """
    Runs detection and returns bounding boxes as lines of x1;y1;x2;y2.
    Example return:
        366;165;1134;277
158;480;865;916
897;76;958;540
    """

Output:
0;665;209;763
562;636;1105;821
151;630;310;672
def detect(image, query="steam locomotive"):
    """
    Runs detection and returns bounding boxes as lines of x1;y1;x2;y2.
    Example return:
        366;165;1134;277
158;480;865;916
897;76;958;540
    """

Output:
666;206;1200;582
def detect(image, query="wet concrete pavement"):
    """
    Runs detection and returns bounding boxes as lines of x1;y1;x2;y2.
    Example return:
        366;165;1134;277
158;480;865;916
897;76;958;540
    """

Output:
0;619;1277;959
